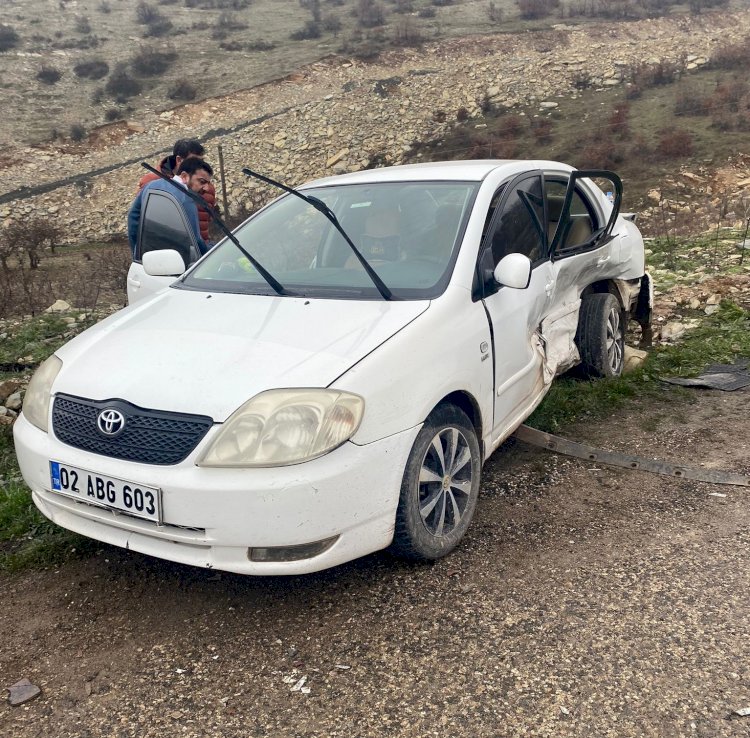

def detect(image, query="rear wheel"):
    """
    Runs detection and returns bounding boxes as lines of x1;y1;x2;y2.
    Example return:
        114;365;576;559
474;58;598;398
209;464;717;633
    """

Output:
576;292;625;378
391;405;481;561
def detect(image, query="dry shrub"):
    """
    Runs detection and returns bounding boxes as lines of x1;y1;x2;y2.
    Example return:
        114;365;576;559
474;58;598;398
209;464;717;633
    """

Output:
70;123;87;142
607;101;630;138
709;37;750;70
656;128;693;159
130;46;177;76
628;58;683;89
168;78;197;101
74;58;109;79
572;70;593;90
0;24;20;52
106;63;142;99
87;243;132;308
0;219;60;318
674;86;708;116
575;139;626;170
393;18;423;46
135;2;163;24
1;218;61;270
246;39;275;51
357;0;386;27
487;1;504;21
517;0;559;20
498;113;524;138
704;78;750;131
464;133;519;159
531;118;554;144
290;21;322;40
37;65;62;84
145;18;174;37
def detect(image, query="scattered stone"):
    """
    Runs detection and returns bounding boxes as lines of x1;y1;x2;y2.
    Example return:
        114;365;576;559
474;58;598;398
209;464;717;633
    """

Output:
7;679;41;706
326;148;349;168
6;392;23;411
0;379;23;404
45;299;71;313
623;345;648;373
660;322;687;341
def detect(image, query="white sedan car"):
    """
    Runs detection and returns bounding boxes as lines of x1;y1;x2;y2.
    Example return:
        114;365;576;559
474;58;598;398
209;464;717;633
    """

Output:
14;160;650;575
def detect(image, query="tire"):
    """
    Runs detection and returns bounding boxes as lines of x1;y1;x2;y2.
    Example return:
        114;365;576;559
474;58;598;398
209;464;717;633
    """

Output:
576;292;625;378
391;405;481;561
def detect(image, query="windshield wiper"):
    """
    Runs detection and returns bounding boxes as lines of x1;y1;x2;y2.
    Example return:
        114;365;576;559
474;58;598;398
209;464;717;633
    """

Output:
242;167;394;301
141;163;291;297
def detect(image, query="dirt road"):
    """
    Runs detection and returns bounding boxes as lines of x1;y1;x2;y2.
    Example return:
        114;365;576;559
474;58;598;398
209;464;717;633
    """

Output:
1;388;749;737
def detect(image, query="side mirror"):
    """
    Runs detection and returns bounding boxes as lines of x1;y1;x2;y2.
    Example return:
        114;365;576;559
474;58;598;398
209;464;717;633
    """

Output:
142;249;186;277
493;252;531;289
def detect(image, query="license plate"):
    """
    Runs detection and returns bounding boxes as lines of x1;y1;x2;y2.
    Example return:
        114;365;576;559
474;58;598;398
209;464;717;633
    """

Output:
49;461;162;523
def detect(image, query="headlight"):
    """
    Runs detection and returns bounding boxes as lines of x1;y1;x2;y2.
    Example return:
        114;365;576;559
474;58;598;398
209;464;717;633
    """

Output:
197;389;364;468
23;355;62;433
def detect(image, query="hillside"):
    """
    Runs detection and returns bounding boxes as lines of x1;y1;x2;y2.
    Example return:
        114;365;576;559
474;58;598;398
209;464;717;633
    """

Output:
1;8;749;235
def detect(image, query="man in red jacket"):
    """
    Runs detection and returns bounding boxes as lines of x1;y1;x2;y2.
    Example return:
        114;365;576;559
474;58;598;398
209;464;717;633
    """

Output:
137;138;217;244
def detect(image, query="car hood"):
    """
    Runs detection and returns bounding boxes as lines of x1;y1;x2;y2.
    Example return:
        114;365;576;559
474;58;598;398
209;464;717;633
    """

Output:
54;289;429;422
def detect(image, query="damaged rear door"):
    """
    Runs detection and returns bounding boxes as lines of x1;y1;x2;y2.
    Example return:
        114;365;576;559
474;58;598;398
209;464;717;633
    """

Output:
538;170;625;378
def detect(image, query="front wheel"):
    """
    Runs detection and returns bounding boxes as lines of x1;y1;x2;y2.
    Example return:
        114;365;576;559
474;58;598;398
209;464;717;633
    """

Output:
576;292;625;378
391;405;481;561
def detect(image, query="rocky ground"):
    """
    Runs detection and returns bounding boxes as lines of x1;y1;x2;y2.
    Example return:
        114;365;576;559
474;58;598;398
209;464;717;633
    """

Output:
1;383;749;737
3;11;750;245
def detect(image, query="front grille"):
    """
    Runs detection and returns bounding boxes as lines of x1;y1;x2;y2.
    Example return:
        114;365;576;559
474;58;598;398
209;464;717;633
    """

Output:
52;394;213;465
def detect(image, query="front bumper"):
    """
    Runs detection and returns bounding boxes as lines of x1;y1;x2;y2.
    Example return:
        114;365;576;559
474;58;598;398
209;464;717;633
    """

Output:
13;414;420;575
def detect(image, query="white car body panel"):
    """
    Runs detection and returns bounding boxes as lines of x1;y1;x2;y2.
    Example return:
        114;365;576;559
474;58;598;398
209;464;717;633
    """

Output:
14;413;418;575
126;259;176;305
54;289;428;421
14;159;648;575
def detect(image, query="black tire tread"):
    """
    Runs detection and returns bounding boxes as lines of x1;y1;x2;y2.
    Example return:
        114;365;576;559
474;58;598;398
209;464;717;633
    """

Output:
391;404;481;562
576;292;624;379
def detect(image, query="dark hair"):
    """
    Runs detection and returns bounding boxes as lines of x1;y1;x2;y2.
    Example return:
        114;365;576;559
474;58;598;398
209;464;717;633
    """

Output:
173;138;205;158
177;157;213;176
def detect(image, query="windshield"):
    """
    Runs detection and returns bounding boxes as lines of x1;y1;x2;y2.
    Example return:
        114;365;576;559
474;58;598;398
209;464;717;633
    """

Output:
181;181;479;300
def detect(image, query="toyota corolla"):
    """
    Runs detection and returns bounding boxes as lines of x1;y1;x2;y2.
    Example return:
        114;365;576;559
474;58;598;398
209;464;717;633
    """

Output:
13;160;650;575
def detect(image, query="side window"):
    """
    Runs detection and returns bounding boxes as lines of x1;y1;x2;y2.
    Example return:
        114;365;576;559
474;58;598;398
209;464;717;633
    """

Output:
487;176;545;266
546;179;597;253
137;191;200;268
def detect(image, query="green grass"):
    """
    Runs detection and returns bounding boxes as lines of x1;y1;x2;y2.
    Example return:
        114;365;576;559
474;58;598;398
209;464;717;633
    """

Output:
0;312;79;366
0;312;97;571
0;425;95;572
527;300;750;433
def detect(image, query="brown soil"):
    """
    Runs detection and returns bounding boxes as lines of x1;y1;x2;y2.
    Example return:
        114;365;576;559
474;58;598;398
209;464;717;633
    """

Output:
1;385;749;736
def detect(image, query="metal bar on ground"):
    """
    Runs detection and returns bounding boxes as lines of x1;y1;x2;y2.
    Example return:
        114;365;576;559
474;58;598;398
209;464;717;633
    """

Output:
514;425;750;488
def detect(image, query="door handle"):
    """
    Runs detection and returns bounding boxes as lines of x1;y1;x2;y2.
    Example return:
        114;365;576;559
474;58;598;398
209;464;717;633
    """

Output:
597;255;610;266
544;280;554;296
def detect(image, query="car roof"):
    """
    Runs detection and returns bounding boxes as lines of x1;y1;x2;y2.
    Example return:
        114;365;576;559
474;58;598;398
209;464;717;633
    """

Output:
300;159;576;188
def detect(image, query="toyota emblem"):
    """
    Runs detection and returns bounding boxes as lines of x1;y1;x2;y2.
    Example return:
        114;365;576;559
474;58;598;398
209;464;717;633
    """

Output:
97;408;126;437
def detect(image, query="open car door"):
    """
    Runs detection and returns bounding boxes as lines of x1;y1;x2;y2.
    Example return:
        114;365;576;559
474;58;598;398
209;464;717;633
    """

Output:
126;189;200;305
549;169;622;259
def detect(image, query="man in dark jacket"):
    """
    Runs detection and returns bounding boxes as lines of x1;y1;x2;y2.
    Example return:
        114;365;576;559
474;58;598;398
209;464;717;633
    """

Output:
137;138;217;244
128;158;214;258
